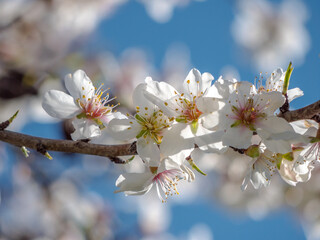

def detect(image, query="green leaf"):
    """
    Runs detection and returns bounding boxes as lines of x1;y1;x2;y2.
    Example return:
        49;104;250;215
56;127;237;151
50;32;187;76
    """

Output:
21;146;30;158
187;158;207;176
127;156;135;163
283;62;293;95
9;110;19;123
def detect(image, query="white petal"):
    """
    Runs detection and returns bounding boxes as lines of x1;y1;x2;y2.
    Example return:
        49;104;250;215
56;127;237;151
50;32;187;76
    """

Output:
183;68;202;98
195;126;227;153
137;138;161;166
115;172;153;195
160;124;195;156
158;158;181;172
133;82;156;116
260;91;285;114
287;88;303;102
201;72;214;93
42;90;81;119
222;126;253;149
108;118;140;141
257;116;304;153
144;78;180;117
64;70;95;101
199;111;220;129
71;118;101;140
196;97;219;114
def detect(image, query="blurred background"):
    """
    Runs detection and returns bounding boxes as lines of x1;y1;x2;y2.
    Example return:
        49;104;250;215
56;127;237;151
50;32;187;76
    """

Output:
0;0;319;239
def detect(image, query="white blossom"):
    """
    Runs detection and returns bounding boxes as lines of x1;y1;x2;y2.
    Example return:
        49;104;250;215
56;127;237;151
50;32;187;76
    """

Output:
43;70;119;140
115;157;194;202
143;68;227;155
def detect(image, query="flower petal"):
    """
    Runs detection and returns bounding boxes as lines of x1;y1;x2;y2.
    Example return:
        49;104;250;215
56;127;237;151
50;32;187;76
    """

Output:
222;125;253;149
257;116;305;153
133;82;156;116
115;172;153;195
144;77;180;117
287;87;303;102
71;118;101;140
183;68;202;98
108;118;140;141
137;138;161;166
195;126;227;153
64;70;95;101
196;97;219;114
42;90;81;119
160;124;195;156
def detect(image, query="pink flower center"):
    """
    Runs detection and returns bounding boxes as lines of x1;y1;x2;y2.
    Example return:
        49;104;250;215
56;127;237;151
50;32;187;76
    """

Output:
77;84;117;120
229;98;266;130
152;169;186;203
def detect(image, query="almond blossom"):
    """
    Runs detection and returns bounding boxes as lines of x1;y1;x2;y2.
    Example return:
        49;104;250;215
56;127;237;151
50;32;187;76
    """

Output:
218;81;304;153
259;67;304;102
143;68;227;155
115;157;194;202
108;80;174;164
42;70;119;140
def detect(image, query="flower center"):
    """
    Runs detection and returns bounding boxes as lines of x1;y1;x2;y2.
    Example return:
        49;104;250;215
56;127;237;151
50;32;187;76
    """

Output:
135;110;173;144
76;84;117;128
229;98;266;131
175;96;203;123
152;168;186;203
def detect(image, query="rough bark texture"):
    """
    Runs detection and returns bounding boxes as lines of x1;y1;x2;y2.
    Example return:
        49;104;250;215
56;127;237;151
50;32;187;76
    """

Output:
0;130;137;158
278;100;320;122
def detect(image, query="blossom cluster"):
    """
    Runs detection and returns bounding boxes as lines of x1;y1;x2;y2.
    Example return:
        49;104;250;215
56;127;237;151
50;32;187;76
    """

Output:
42;67;320;202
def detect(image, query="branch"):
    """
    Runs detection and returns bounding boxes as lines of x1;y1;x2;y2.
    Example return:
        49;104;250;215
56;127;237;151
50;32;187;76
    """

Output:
278;100;320;122
0;130;137;159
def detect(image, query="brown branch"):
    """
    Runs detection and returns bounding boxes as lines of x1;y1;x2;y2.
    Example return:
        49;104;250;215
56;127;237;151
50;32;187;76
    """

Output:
0;130;137;159
278;100;320;122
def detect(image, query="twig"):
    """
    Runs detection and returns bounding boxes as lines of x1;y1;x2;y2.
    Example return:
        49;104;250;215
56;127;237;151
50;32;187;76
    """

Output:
0;130;137;158
278;100;320;122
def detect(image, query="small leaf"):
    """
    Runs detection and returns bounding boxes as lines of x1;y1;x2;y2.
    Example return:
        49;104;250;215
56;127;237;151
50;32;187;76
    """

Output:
127;156;135;162
45;152;53;160
187;158;207;176
283;62;293;95
21;146;30;158
9;110;19;123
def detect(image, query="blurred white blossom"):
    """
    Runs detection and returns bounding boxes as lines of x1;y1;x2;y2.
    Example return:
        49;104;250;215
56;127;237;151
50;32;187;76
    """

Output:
231;0;310;71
